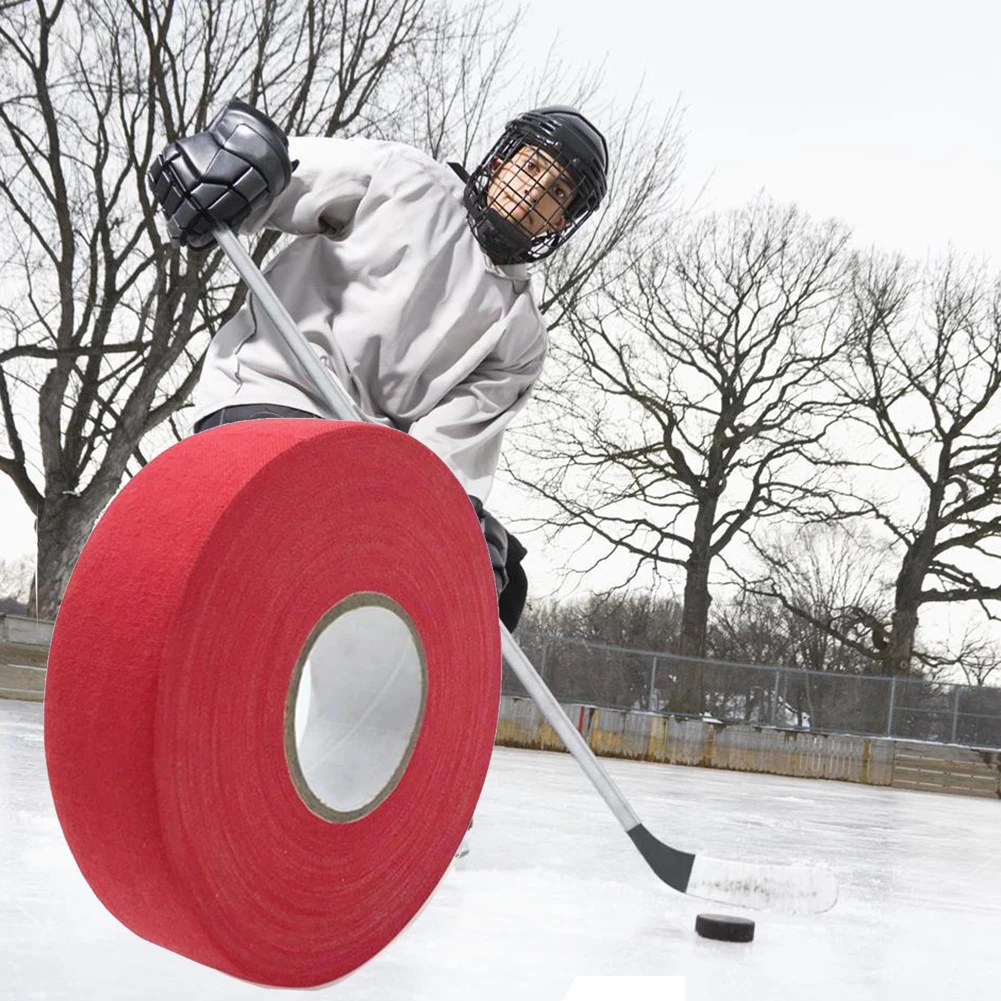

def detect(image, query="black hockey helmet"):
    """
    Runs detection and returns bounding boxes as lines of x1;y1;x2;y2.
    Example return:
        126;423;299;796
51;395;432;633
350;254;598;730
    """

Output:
464;106;609;265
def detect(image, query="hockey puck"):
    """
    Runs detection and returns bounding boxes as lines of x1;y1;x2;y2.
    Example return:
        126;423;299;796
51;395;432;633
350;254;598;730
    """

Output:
694;913;755;943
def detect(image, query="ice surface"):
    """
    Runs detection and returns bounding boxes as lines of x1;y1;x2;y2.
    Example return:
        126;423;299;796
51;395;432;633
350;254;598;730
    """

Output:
2;698;999;1000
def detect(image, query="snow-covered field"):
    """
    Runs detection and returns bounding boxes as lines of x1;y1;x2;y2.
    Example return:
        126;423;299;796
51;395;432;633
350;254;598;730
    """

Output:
2;698;997;1000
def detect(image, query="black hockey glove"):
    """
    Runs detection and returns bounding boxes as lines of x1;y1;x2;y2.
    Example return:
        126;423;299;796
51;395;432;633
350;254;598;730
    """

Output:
498;530;528;633
469;497;529;632
148;99;294;250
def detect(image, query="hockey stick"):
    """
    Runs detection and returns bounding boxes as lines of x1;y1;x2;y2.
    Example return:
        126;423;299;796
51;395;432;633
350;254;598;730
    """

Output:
212;224;838;915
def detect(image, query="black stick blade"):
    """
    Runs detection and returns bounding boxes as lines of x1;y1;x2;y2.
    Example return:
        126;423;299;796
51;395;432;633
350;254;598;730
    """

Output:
627;824;696;893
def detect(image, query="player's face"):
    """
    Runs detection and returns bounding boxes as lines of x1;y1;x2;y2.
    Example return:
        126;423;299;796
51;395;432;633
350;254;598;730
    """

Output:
486;146;574;237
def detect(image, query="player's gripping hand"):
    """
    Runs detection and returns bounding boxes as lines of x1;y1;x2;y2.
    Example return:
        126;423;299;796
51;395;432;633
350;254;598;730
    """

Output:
470;496;510;596
469;496;529;631
148;99;294;250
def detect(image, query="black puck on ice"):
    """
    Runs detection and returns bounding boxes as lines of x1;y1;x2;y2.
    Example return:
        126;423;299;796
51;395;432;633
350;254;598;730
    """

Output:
694;913;755;943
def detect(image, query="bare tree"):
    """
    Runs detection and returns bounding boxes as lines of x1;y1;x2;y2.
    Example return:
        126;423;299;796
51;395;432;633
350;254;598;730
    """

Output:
724;523;899;731
0;0;530;617
538;93;684;324
514;590;683;710
827;256;1001;675
521;589;683;651
375;2;522;162
510;201;855;709
952;630;1001;688
720;523;892;670
744;522;895;663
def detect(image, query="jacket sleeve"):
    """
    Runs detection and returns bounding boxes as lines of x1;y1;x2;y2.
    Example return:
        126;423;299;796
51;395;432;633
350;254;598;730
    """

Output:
408;315;548;503
243;136;384;237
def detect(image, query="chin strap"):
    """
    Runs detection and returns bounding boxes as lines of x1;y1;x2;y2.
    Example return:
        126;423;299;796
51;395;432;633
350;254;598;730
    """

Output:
465;205;535;266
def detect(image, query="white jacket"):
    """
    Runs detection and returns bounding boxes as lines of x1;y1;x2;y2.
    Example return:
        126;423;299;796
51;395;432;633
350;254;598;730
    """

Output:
192;136;548;502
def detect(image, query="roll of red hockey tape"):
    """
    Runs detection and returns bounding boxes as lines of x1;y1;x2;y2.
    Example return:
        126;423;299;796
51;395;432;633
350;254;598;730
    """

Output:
43;420;501;988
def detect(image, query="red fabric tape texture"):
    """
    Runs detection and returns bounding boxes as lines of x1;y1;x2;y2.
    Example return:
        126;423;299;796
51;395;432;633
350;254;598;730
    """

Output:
43;420;501;988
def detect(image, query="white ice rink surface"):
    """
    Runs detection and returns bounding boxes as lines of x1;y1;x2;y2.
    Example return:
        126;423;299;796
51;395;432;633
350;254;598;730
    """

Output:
3;697;999;1001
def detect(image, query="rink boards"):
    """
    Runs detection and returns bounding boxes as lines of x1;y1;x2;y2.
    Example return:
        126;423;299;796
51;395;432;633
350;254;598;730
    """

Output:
496;695;1001;798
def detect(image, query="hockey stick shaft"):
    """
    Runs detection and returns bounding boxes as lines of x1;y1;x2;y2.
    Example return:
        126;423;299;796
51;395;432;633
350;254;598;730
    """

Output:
215;228;365;423
213;225;641;832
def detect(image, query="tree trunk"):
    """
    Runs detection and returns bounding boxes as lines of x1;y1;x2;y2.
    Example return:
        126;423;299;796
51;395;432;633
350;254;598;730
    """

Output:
885;491;941;675
885;544;931;676
680;553;712;659
886;603;919;676
32;494;102;620
674;498;717;713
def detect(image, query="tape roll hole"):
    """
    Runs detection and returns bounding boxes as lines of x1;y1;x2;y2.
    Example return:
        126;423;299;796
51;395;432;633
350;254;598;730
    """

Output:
285;593;427;822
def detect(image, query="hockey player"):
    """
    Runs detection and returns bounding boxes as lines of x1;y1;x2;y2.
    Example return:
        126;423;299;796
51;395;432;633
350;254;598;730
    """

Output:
149;101;609;630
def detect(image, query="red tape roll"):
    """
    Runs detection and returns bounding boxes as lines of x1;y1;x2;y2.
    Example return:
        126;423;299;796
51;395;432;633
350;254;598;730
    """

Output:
43;420;501;987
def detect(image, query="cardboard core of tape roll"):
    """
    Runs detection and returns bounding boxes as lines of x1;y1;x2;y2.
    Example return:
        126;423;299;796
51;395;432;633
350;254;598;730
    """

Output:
43;420;501;988
286;592;428;823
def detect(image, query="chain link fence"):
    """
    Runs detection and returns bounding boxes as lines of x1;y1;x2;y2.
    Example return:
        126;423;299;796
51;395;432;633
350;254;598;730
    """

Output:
506;631;1001;750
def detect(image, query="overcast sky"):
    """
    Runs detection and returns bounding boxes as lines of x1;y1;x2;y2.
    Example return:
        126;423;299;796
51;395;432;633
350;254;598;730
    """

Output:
518;0;1000;263
2;0;1000;602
